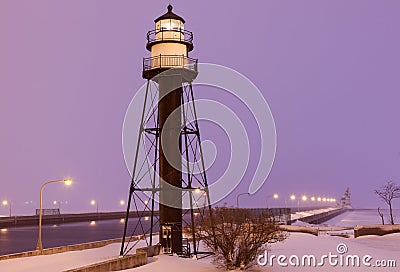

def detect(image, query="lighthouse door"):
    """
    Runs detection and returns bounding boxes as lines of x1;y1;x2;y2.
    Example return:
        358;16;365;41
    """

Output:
162;224;172;253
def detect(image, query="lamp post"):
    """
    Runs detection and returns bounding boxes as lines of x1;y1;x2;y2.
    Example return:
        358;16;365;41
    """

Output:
53;200;61;211
36;178;72;251
2;200;11;217
236;192;250;208
290;195;300;212
266;193;279;208
91;200;98;213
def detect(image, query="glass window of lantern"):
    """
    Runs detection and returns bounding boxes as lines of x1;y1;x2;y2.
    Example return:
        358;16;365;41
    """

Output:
160;19;182;31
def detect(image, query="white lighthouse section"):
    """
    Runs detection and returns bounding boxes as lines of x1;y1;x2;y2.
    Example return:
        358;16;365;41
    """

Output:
150;7;189;69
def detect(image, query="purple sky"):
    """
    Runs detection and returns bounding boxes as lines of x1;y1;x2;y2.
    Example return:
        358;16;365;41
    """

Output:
1;1;400;214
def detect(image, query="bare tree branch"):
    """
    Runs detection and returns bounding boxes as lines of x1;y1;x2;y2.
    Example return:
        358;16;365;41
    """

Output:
375;181;400;225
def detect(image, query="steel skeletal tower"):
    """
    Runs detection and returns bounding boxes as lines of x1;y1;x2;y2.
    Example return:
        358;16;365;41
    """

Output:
120;5;213;257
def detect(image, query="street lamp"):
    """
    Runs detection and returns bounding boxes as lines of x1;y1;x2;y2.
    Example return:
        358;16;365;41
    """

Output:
2;200;11;217
236;192;250;208
36;178;72;251
266;193;279;208
91;200;98;213
290;195;300;212
53;200;61;211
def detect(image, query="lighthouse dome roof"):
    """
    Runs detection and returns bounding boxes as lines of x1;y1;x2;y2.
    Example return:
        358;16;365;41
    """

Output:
154;4;185;23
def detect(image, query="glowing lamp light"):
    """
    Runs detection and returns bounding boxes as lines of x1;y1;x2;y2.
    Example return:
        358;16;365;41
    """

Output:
290;195;296;201
64;179;72;186
311;197;316;201
2;200;8;206
120;200;125;205
273;194;279;199
302;195;307;201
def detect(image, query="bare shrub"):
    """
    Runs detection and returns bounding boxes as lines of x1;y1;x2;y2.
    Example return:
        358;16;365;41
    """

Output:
189;207;288;270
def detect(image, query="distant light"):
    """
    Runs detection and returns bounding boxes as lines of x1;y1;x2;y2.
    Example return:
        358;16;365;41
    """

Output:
302;195;307;201
290;195;296;200
64;179;73;186
194;188;201;194
90;200;96;205
1;228;7;233
194;212;199;216
90;221;96;226
2;200;8;206
202;192;207;197
144;216;149;221
322;198;327;202
311;197;316;201
273;194;279;199
52;224;58;228
120;200;125;205
144;200;149;205
53;201;57;205
120;218;125;223
317;197;322;202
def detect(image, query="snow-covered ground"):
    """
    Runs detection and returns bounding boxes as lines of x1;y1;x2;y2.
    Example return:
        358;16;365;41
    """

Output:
1;232;399;271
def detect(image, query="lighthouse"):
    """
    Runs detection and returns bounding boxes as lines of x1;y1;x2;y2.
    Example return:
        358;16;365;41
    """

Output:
121;5;211;256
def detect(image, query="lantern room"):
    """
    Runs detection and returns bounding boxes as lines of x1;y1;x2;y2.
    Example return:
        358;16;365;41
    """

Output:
143;5;197;80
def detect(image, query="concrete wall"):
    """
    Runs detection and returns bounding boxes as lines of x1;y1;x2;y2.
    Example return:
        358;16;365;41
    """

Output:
63;252;147;272
296;208;347;224
354;224;400;238
0;237;131;261
0;211;157;228
62;245;161;272
137;245;161;257
279;225;319;236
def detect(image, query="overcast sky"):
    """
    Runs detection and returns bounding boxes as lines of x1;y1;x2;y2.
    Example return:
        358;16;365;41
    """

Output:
1;0;400;214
